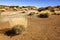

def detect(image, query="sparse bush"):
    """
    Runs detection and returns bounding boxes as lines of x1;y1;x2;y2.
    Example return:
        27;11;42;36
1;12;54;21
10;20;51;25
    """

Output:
13;9;17;11
12;25;25;35
36;13;38;14
25;9;28;11
28;13;32;16
22;6;26;8
9;6;19;8
28;12;35;16
54;13;60;15
50;9;55;12
53;11;60;15
38;8;47;12
0;10;5;12
22;11;26;13
37;13;50;18
57;13;60;15
4;25;25;37
53;13;56;15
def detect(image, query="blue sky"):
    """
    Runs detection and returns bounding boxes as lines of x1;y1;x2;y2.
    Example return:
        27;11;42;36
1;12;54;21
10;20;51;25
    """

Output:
0;0;60;7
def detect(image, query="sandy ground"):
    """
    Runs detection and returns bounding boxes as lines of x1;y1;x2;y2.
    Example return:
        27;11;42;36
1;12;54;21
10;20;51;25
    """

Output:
0;15;60;40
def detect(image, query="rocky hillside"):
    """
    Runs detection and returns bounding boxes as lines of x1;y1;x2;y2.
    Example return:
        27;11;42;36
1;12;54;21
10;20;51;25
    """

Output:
0;5;60;16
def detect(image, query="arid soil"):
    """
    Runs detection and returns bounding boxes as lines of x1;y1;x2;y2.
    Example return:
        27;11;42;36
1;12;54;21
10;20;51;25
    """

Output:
0;15;60;40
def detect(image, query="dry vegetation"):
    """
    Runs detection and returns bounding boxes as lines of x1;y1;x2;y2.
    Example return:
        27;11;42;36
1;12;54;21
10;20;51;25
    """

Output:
0;5;60;40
